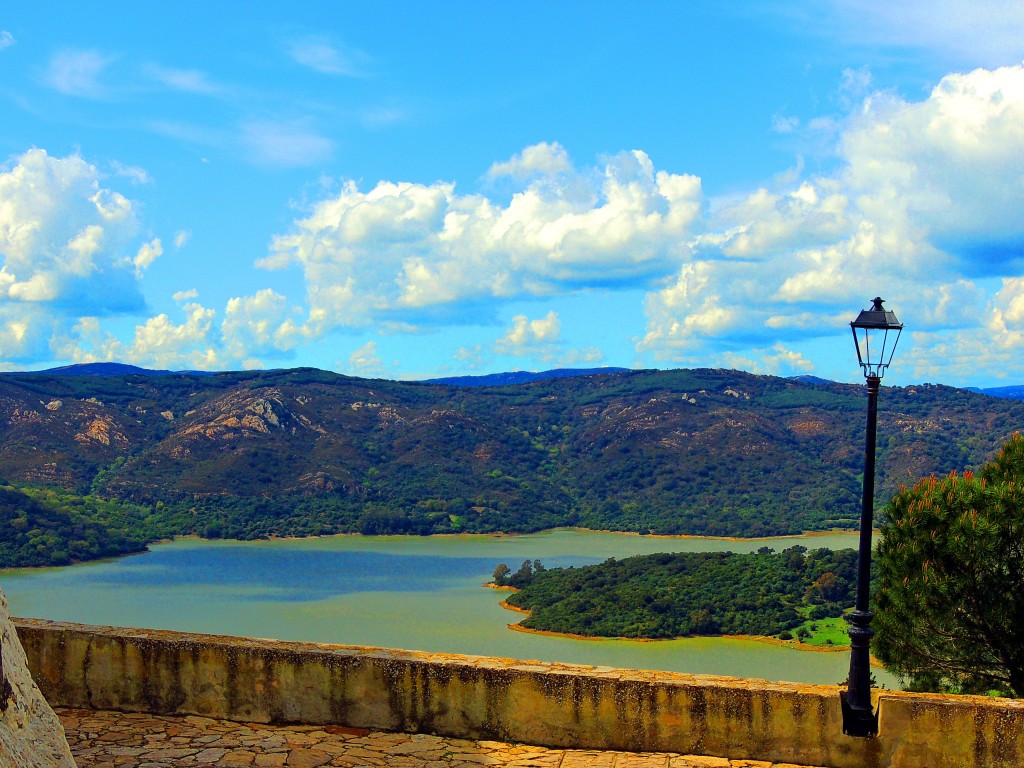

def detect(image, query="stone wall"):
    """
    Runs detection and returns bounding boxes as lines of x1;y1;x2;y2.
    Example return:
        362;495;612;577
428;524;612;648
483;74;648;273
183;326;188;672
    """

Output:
17;618;1024;768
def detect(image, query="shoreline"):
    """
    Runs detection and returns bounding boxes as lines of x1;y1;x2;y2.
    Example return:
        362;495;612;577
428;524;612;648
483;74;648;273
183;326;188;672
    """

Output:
488;584;864;658
174;524;867;546
1;525;866;572
567;526;869;543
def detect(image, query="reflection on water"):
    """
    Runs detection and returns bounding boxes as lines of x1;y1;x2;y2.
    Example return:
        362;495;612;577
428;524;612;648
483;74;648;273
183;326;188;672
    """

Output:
0;529;896;687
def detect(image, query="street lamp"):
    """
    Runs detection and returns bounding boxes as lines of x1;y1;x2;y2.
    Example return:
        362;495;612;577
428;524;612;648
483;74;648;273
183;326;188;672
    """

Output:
842;297;902;737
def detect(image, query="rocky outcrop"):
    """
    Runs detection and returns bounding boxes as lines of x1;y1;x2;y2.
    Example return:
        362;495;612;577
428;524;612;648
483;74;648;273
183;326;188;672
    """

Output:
0;590;75;768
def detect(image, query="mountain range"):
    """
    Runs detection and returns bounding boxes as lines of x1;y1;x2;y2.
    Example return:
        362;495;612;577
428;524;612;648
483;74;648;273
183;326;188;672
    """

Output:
1;364;1022;543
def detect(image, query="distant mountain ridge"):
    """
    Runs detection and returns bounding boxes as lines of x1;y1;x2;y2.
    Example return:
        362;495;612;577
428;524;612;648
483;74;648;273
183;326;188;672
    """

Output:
965;384;1024;400
17;363;1024;401
2;365;1023;542
423;367;630;387
31;362;213;377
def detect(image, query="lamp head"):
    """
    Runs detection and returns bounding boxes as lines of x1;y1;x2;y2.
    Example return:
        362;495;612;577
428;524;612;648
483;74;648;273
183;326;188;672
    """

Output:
850;297;902;379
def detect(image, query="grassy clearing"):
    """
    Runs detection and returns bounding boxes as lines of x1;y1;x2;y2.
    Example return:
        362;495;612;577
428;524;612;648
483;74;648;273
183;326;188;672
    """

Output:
780;615;850;647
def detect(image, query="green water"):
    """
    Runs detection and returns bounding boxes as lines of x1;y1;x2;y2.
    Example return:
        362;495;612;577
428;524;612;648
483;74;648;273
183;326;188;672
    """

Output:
0;528;897;687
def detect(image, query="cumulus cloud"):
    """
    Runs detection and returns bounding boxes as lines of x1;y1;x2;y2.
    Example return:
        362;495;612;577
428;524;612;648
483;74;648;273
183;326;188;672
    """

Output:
58;298;219;371
347;341;386;377
263;144;703;335
487;142;572;179
46;49;115;97
0;31;14;50
0;150;296;371
50;287;309;371
14;63;1024;382
242;120;334;167
118;301;219;369
492;310;604;366
0;305;58;362
494;311;561;356
132;238;162;275
220;288;297;359
722;343;814;377
987;277;1024;351
0;149;146;314
639;64;1024;378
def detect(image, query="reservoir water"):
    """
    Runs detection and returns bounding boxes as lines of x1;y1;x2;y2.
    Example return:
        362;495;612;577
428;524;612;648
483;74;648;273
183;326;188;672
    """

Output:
0;528;897;687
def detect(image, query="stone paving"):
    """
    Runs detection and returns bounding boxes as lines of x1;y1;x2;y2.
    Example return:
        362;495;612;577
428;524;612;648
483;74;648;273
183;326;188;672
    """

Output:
56;707;829;768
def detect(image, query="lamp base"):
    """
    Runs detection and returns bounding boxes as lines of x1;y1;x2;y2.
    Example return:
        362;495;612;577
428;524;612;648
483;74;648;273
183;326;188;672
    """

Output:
840;690;879;737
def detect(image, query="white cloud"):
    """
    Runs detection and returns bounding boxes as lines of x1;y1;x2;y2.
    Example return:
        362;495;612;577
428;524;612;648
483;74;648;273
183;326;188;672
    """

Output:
0;149;145;314
173;230;191;248
144;63;221;95
487;142;572;179
495;311;561;356
220;289;296;359
837;67;872;109
452;344;489;371
492;310;604;366
60;300;220;371
722;343;814;377
0;31;15;50
48;287;309;371
120;301;219;369
242;120;334;167
263;144;703;335
347;341;386;377
560;347;605;366
133;238;162;275
288;36;366;76
109;161;152;185
0;305;56;361
46;49;115;98
987;277;1024;350
0;149;309;371
771;115;800;134
827;0;1024;67
639;64;1024;380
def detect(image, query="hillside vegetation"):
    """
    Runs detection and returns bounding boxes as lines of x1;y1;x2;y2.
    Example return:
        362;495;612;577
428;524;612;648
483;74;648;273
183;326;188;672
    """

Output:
497;546;858;639
0;485;156;566
0;366;1021;564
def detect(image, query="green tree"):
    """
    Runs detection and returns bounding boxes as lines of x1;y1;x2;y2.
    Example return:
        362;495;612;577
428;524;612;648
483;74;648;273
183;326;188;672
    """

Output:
874;434;1024;696
492;563;511;586
509;559;535;588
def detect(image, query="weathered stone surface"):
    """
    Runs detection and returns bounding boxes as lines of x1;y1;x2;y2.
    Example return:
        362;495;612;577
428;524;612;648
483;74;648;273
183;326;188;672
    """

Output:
21;618;1024;768
0;590;76;768
57;708;828;767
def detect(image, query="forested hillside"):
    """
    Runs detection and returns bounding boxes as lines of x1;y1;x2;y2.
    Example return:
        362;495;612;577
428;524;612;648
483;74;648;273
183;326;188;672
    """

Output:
0;485;155;566
0;366;1021;557
497;546;859;639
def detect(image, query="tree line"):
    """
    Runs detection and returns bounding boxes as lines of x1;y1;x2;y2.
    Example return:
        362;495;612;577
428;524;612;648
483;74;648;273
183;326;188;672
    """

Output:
491;546;858;639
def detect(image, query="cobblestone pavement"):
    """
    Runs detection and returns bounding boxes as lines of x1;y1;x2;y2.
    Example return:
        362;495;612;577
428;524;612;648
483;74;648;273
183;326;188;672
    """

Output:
56;708;830;768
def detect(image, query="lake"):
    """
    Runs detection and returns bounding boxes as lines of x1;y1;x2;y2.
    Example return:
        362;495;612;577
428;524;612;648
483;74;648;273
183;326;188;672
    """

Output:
0;528;897;687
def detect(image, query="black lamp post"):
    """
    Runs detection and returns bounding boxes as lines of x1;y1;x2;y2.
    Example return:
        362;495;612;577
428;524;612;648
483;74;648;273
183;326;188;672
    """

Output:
841;297;902;737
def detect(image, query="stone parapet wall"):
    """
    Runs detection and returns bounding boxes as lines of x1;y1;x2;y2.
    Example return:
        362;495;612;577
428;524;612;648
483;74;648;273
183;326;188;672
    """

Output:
16;618;1024;768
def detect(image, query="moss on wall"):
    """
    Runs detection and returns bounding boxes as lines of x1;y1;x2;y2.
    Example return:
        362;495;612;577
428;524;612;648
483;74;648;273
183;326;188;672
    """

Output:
15;618;1024;768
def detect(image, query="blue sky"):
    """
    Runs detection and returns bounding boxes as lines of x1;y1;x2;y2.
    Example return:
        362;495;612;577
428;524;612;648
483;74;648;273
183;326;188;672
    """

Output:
2;2;1024;386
